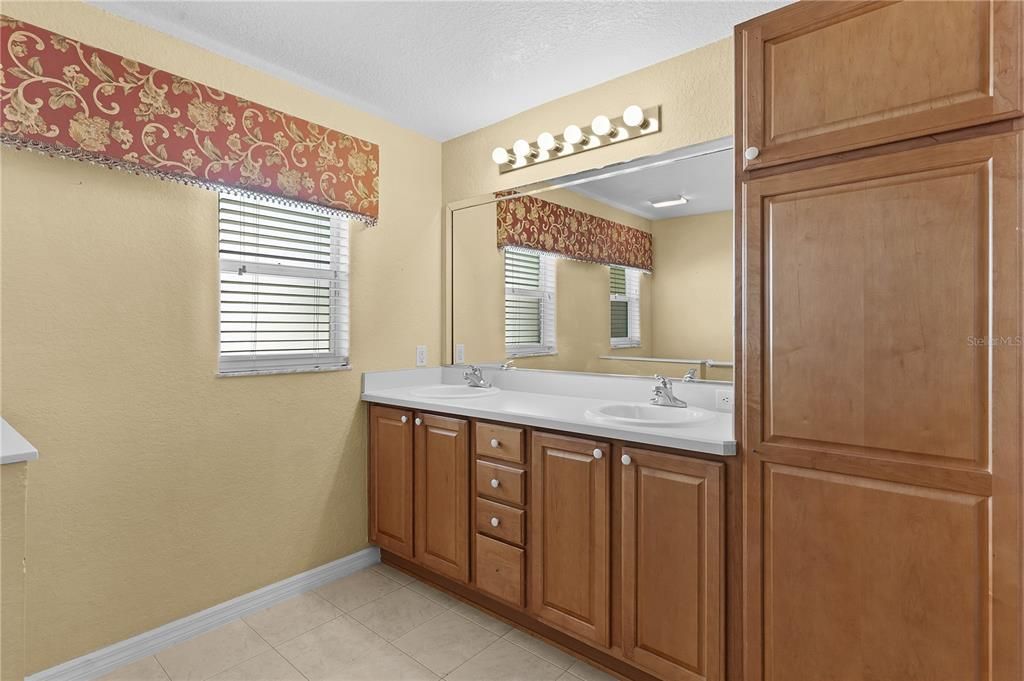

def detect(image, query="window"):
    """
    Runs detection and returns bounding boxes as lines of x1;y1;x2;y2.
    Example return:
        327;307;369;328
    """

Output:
610;266;641;348
504;249;556;357
218;194;349;375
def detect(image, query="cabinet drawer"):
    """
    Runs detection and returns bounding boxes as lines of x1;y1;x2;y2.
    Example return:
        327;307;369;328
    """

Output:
476;498;525;546
475;534;525;608
476;460;526;506
475;422;525;464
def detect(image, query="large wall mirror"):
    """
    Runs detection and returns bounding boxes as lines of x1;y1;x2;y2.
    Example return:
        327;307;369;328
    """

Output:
450;138;733;381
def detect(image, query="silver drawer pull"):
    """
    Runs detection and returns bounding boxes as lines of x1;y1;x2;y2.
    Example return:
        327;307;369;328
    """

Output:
490;479;500;489
490;438;500;448
400;415;408;424
490;517;500;528
414;417;422;426
593;448;603;459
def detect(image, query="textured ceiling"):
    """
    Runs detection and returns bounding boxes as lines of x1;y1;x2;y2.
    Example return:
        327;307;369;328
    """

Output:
93;1;789;141
564;140;733;219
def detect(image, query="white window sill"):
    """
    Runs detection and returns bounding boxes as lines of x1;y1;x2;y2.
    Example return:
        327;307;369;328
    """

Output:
217;365;352;378
609;342;642;349
505;349;558;359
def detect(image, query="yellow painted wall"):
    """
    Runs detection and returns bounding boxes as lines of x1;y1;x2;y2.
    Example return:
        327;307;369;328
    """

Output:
1;463;29;681
0;1;441;672
651;211;734;380
442;37;733;204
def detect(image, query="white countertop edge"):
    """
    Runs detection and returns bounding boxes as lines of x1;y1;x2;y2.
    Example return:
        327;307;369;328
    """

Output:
2;419;39;465
362;392;736;457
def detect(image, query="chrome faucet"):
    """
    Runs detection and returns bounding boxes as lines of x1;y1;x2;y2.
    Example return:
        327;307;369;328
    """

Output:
500;359;517;371
650;374;687;408
463;365;492;388
682;368;698;382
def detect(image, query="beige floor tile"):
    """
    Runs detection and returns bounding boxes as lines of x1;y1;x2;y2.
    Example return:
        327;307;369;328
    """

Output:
96;656;169;681
324;644;439;681
566;659;619;681
348;587;447;641
314;567;401;612
372;562;416;585
243;592;341;645
155;620;270;681
450;601;512;635
447;638;565;681
504;628;578;669
392;610;499;675
276;615;388;681
208;650;304;681
405;579;459;608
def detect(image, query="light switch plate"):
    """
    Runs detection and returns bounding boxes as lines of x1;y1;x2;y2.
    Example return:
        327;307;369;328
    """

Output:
455;344;465;364
416;345;427;367
715;389;733;412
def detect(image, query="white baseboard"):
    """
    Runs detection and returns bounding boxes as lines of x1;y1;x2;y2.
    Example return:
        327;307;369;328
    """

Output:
27;546;380;681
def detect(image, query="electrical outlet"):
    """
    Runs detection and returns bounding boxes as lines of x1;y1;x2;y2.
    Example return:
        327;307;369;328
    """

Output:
455;344;465;364
415;345;427;367
715;389;734;412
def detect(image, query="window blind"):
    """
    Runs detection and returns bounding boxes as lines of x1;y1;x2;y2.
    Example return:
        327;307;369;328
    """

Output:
504;249;556;357
218;194;349;375
610;266;641;348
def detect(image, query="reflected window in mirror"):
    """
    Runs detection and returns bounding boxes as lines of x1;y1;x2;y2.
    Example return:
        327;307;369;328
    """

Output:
504;250;557;358
609;266;641;349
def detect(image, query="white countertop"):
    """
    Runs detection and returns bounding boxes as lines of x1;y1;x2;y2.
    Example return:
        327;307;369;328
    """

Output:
361;368;735;456
2;418;39;465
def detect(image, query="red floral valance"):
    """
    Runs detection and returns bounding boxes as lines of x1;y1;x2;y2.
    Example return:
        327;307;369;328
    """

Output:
496;194;653;271
0;16;379;223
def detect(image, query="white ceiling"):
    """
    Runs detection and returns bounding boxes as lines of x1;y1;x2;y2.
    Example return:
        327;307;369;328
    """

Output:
563;139;733;219
93;1;789;141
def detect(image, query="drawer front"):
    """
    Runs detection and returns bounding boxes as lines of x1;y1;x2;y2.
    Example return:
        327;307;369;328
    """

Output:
476;498;525;546
475;422;525;464
476;460;526;506
475;534;525;608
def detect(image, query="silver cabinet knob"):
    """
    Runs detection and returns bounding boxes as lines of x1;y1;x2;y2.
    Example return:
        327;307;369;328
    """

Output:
490;479;500;489
744;146;760;160
621;454;632;466
593;448;603;459
414;417;422;426
400;415;408;424
490;517;500;527
490;438;500;448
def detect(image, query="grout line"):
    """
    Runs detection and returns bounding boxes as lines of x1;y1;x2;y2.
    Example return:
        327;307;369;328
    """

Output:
267;612;347;649
152;656;172;681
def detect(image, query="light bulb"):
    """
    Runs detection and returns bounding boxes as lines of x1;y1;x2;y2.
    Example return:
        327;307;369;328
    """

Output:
591;115;615;137
492;146;511;165
623;104;647;129
512;138;534;158
563;124;587;146
537;131;561;152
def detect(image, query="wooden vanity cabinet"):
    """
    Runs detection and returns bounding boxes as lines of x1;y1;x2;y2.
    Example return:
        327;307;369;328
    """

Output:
736;0;1023;170
620;446;723;681
529;432;611;648
368;405;415;559
414;413;470;582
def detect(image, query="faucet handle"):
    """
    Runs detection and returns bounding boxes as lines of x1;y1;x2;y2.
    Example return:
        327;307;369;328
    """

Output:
653;374;670;388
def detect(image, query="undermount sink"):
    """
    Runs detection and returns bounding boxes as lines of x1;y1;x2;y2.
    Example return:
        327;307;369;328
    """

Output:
409;384;501;399
585;403;715;427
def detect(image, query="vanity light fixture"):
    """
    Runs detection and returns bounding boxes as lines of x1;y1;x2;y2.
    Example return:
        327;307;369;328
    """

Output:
649;195;689;208
491;104;661;174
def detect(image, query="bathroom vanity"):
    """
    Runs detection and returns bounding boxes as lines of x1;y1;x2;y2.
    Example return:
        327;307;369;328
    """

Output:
363;367;733;681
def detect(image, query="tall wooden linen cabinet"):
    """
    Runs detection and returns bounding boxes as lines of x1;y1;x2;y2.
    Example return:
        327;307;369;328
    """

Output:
735;3;1023;681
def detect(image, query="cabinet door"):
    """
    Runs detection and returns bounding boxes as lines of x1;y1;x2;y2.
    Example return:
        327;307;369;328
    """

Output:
414;413;470;582
369;405;414;559
736;1;1023;170
621;448;723;681
529;432;610;647
740;133;1023;681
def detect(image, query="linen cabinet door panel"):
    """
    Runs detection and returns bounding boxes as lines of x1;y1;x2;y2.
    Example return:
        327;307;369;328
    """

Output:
529;432;611;648
369;405;414;559
414;413;470;582
741;133;1024;681
737;0;1024;170
621;448;723;681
